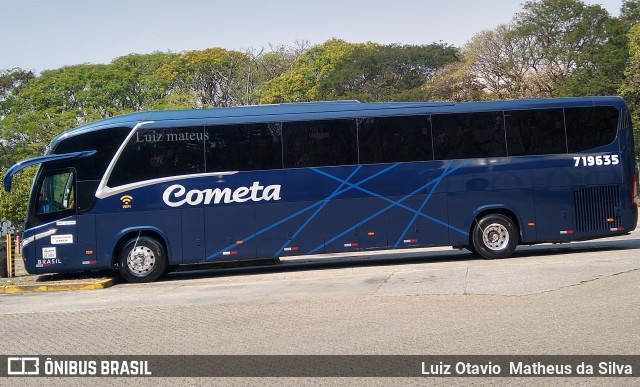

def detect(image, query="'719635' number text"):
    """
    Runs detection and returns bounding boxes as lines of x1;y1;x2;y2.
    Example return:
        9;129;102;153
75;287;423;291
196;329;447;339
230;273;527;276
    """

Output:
573;155;619;167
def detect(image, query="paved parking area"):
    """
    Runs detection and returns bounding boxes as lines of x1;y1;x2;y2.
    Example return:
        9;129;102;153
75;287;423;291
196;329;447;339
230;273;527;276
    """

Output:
0;225;638;386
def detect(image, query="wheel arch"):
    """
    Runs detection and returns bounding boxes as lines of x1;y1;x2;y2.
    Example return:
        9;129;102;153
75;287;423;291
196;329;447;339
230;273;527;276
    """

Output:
108;226;171;268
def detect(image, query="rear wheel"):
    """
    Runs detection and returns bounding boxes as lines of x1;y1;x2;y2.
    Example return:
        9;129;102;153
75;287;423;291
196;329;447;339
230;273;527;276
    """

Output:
118;236;167;283
472;214;518;259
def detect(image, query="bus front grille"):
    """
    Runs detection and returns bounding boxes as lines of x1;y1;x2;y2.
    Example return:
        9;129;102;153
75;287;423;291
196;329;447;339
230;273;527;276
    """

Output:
574;185;621;233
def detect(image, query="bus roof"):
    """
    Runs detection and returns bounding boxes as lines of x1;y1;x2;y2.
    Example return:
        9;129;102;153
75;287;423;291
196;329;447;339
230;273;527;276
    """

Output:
51;96;627;146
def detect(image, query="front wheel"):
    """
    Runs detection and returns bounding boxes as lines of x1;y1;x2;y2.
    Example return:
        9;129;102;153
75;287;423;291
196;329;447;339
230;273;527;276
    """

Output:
472;214;518;259
118;236;167;283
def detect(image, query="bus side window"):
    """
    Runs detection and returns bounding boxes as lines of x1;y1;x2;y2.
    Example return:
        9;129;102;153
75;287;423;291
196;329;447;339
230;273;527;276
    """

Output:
565;106;618;152
283;119;357;168
206;122;283;172
432;112;506;160
505;108;566;156
108;127;206;187
358;115;433;164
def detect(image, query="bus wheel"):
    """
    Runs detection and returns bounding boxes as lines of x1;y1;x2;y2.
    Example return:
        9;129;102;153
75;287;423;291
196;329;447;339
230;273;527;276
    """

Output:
118;236;167;283
472;214;518;259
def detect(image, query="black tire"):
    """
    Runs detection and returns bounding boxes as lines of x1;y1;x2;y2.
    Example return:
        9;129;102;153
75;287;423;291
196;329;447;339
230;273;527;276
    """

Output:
472;214;518;259
118;236;167;283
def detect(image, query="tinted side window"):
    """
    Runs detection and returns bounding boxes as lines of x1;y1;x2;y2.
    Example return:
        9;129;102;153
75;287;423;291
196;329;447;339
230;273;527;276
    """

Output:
283;119;357;168
505;109;566;156
108;127;205;187
358;115;433;163
565;106;618;152
206;123;282;172
432;112;506;160
53;127;130;181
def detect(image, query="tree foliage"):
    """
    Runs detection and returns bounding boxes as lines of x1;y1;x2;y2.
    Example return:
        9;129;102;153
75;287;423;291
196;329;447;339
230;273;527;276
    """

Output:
259;39;458;103
0;166;35;229
0;68;34;102
157;48;251;107
258;39;362;103
513;0;613;93
619;23;640;152
423;61;485;102
2;0;640;223
429;0;630;101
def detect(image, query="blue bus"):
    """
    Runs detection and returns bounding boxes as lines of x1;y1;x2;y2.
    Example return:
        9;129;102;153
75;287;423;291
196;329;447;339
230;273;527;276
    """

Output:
4;97;638;282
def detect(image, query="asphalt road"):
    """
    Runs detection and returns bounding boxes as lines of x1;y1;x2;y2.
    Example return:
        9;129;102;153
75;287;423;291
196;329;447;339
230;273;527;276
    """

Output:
1;226;639;386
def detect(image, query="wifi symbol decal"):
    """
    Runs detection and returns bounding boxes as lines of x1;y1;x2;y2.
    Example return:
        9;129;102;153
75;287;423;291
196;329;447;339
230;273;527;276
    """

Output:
120;195;133;209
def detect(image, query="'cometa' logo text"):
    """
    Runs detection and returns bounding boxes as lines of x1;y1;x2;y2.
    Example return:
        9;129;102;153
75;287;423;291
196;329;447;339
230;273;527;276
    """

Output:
163;181;282;207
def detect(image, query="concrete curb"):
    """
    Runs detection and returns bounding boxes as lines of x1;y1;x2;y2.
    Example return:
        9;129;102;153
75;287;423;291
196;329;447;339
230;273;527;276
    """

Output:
0;277;117;294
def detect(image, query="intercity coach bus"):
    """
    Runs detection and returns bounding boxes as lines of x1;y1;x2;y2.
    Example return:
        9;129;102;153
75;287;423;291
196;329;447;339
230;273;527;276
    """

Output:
4;97;638;282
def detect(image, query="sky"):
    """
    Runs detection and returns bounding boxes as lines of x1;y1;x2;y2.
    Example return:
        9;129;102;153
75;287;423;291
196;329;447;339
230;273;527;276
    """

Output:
1;0;627;73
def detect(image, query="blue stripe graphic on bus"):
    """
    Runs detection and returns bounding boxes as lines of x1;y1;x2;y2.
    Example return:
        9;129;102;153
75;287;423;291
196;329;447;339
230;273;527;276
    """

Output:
275;165;363;258
206;160;470;260
306;161;469;255
206;163;402;259
393;161;453;249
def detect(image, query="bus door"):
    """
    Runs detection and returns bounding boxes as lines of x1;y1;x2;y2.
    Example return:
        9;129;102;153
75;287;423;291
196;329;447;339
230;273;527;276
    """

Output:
32;168;80;271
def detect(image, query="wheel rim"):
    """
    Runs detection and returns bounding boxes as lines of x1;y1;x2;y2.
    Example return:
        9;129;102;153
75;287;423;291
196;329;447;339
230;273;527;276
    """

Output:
482;222;509;251
127;245;156;277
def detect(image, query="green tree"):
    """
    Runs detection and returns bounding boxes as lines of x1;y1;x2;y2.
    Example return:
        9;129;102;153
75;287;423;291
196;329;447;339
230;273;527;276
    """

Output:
104;52;177;111
259;40;458;103
157;48;251;107
0;166;35;230
428;0;624;100
253;42;308;81
244;42;310;104
513;0;619;96
0;68;34;102
423;61;485;102
619;24;640;153
1;53;177;161
554;14;628;96
463;24;532;99
258;39;361;103
0;53;179;224
620;0;640;27
1;65;115;163
0;68;36;168
322;43;459;101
